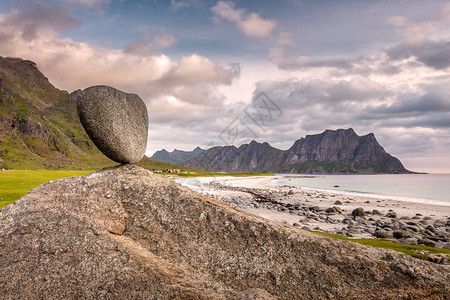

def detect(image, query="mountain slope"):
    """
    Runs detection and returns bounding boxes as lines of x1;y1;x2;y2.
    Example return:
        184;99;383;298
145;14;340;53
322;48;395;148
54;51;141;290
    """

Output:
0;56;113;169
179;129;411;174
0;164;447;298
183;141;284;172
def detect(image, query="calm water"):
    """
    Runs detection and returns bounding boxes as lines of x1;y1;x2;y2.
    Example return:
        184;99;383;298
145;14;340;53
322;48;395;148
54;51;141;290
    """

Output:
275;174;450;206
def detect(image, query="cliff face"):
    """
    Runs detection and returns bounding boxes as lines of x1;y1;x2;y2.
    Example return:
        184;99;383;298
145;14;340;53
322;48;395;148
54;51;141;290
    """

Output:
283;128;409;173
0;164;447;299
179;128;411;174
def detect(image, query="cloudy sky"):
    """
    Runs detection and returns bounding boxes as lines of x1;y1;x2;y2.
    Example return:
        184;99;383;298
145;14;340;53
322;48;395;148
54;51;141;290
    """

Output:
1;0;450;173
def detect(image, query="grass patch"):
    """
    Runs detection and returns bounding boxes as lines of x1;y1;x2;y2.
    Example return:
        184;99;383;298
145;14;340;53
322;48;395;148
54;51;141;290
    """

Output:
169;172;274;177
312;231;450;260
0;170;92;209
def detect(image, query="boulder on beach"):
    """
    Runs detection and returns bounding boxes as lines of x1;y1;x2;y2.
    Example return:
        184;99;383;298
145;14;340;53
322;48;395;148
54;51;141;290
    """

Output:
0;165;449;299
387;211;398;218
352;207;366;217
374;229;391;238
77;85;149;164
393;230;406;239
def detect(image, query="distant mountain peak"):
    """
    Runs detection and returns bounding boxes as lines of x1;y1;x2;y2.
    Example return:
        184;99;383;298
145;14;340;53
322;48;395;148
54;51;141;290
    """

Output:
177;128;411;174
192;146;204;153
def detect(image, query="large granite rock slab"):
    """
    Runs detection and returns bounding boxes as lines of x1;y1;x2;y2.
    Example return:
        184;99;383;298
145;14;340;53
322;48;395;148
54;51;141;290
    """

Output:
77;85;148;164
0;165;448;299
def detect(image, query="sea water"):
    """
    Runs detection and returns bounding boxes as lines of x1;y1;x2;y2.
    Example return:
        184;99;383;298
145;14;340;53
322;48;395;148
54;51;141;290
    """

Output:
274;174;450;206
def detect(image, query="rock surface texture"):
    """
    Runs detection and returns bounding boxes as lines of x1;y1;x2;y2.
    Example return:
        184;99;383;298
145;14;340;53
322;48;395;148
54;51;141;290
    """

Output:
0;165;448;299
77;85;148;164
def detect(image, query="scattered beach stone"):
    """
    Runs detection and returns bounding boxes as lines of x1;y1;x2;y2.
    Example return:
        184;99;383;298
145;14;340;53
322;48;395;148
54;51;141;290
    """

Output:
288;189;294;195
402;237;418;245
424;216;433;220
365;228;375;234
343;218;353;225
334;200;342;205
352;207;366;217
372;209;382;216
400;216;411;220
393;230;406;239
428;254;446;264
434;229;450;237
325;207;336;213
419;239;436;247
347;229;361;236
77;85;149;164
386;212;398;218
407;225;420;232
434;220;446;227
333;206;342;213
374;230;390;238
425;230;435;236
361;220;372;226
310;206;321;212
426;225;436;232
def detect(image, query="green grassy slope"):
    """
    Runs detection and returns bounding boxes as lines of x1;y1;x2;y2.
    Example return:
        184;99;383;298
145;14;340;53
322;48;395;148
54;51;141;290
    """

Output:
0;56;118;169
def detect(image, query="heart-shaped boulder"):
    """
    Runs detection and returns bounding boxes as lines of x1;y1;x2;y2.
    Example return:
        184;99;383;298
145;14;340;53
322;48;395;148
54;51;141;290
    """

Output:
77;85;148;164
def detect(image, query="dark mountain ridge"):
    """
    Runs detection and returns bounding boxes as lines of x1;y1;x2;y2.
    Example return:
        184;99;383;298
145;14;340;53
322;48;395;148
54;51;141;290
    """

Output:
153;128;412;174
152;146;204;165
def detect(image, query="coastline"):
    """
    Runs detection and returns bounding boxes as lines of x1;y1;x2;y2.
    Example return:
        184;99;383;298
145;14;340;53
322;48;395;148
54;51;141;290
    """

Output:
177;175;450;253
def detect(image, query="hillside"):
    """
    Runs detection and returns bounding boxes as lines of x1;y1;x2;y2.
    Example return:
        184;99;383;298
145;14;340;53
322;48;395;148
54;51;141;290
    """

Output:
0;164;447;298
0;56;113;169
158;128;411;174
0;56;199;172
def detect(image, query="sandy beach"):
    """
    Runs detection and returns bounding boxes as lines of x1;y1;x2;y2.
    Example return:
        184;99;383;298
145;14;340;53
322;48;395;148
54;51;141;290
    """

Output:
177;175;450;249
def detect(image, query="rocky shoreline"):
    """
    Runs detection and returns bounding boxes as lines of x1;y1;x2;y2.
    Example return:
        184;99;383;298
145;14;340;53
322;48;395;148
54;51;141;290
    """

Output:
179;177;450;264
